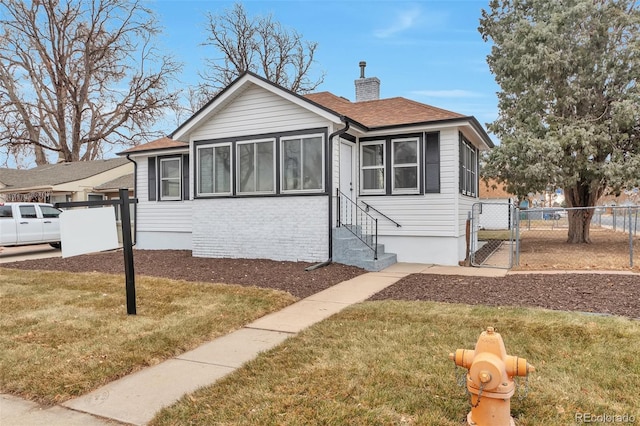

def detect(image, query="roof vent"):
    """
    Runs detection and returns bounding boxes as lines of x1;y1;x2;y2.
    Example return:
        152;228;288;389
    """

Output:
355;61;380;102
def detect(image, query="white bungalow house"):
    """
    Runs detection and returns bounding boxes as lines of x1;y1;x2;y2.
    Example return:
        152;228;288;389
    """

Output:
119;66;493;270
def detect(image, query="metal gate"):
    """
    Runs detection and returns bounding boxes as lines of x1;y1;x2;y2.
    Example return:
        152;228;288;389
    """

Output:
469;202;518;269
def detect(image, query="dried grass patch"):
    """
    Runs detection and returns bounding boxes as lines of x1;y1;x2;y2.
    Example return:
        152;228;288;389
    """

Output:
516;227;640;271
0;268;295;404
150;302;640;426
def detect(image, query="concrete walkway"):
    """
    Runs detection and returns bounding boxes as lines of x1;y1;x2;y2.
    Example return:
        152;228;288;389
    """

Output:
0;263;507;426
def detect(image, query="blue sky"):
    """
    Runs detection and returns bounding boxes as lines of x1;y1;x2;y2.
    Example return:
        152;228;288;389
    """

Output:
149;0;498;133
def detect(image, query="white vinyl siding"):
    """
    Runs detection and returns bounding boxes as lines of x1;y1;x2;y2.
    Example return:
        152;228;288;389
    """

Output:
132;156;193;244
355;128;460;238
190;84;328;141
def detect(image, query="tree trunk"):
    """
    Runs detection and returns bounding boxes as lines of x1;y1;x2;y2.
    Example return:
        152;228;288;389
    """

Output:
564;180;604;244
34;145;48;166
567;208;595;243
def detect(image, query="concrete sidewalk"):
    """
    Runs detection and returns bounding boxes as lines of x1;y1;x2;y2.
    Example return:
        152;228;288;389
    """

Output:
1;263;507;426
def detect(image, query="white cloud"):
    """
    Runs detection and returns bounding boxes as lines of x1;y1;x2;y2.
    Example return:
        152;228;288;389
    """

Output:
411;89;484;98
374;6;422;38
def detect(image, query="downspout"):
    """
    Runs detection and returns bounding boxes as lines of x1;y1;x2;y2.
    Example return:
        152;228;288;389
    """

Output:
126;154;137;247
306;117;351;271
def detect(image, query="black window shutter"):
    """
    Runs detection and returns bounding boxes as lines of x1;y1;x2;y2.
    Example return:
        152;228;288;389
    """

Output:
148;157;157;201
425;132;440;193
182;154;189;200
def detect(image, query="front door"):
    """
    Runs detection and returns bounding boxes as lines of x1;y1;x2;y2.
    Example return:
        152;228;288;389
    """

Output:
340;142;354;196
16;204;44;243
339;142;355;225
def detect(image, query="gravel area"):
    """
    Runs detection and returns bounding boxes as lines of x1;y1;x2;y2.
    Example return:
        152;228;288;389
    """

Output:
3;249;639;318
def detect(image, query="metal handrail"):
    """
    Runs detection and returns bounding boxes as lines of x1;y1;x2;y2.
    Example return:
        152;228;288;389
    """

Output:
359;200;401;227
336;189;378;260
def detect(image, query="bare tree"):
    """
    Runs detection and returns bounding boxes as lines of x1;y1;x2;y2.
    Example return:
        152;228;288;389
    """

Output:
196;2;324;108
0;0;182;165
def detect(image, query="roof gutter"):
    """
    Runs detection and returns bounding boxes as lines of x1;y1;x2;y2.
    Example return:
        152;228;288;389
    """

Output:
306;117;351;271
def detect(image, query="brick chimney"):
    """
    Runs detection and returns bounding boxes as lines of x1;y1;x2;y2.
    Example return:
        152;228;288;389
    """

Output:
354;61;380;102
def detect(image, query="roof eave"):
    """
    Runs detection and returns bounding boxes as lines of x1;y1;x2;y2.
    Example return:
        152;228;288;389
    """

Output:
0;185;53;193
365;116;494;148
467;116;494;149
118;145;189;156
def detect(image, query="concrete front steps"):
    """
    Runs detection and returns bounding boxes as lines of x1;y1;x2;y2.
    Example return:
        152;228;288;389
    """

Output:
332;227;397;271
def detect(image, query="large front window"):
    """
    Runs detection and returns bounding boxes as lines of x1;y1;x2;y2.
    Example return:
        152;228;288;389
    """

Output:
237;139;275;194
160;157;181;200
361;141;385;194
194;130;327;198
197;144;232;196
281;135;323;192
392;138;419;194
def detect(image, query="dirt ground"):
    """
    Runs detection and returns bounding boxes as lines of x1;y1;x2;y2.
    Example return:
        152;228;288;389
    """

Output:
516;227;640;271
2;249;639;319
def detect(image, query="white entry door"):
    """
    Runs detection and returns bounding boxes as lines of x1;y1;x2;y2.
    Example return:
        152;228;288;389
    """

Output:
340;142;354;196
339;142;355;225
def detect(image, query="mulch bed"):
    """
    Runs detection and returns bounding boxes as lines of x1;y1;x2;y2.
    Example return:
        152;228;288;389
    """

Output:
371;273;640;319
3;250;640;318
0;250;365;299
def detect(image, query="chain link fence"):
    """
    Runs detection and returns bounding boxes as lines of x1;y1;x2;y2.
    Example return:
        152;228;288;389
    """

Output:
517;206;640;270
470;203;640;271
470;202;517;269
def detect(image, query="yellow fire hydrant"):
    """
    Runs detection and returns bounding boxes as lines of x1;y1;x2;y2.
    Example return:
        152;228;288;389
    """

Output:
449;327;535;426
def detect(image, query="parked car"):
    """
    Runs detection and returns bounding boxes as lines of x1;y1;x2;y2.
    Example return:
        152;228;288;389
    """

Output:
542;208;567;220
0;202;62;248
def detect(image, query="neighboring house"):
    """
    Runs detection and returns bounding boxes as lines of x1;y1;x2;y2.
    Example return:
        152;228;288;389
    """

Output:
119;67;493;269
0;158;133;204
93;173;135;201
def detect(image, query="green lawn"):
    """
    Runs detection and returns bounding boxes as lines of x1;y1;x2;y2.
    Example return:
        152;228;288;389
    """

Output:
151;301;640;426
0;268;295;404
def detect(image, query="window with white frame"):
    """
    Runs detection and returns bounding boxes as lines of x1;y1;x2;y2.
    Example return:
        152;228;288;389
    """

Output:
360;141;385;194
281;135;324;192
459;136;478;197
197;143;232;196
160;157;181;200
391;137;419;194
236;139;275;194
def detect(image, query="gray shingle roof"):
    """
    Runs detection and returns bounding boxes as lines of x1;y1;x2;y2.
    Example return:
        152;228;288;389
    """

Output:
93;173;134;191
0;158;130;190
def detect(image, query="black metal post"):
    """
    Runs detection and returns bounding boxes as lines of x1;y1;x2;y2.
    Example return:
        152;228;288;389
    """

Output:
119;188;136;315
